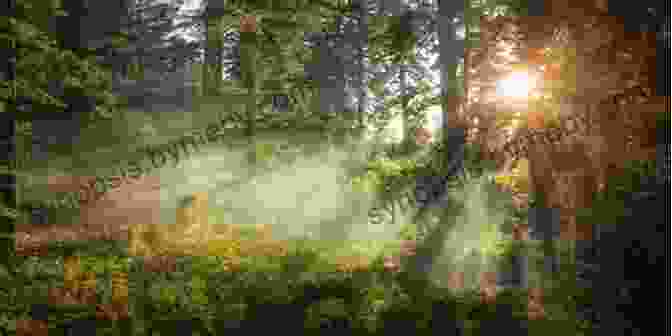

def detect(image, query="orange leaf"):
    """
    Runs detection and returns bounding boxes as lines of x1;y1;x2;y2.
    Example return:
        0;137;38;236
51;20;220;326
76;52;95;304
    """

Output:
527;49;545;66
528;111;545;129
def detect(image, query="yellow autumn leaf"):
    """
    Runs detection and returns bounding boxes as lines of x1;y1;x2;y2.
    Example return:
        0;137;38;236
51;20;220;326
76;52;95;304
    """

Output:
510;63;529;72
206;238;241;257
111;272;129;304
494;175;512;186
64;255;82;283
515;159;530;177
79;272;97;291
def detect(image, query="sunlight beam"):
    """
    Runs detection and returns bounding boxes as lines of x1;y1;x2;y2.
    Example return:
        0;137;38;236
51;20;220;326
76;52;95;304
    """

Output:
495;71;535;99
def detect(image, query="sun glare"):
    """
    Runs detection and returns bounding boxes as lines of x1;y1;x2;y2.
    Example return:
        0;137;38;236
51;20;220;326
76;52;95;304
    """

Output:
496;71;535;99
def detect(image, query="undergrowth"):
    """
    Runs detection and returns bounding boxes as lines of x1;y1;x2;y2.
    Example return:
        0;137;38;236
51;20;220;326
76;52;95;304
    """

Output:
4;218;599;336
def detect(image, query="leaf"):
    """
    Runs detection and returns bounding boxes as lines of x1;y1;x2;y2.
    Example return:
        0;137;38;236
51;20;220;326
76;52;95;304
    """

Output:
189;276;206;290
0;263;11;280
159;284;179;305
0;205;18;219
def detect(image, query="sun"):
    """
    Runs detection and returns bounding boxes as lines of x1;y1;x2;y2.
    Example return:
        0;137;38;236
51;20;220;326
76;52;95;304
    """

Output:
496;71;535;99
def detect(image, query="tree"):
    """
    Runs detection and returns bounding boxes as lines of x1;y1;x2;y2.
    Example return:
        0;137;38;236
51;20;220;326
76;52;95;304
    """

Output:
300;1;358;121
0;0;15;268
110;0;198;75
353;0;370;127
202;0;228;96
3;0;122;123
436;0;465;135
1;0;133;272
104;0;201;110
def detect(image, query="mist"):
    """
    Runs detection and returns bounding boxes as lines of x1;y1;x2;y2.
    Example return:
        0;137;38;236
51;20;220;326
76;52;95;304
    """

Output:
148;134;408;246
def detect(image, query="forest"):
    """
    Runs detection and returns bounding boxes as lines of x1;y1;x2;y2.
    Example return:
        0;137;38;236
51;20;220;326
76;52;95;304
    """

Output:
0;0;668;335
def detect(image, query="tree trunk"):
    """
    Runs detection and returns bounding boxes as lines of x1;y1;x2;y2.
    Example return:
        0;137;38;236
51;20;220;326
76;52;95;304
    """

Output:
315;35;333;115
400;64;410;144
356;0;369;128
333;15;347;117
204;1;225;96
240;15;257;167
0;0;15;262
437;0;463;133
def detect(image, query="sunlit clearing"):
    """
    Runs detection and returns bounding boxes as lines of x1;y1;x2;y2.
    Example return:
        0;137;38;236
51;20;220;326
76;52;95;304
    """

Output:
496;71;535;99
132;134;407;259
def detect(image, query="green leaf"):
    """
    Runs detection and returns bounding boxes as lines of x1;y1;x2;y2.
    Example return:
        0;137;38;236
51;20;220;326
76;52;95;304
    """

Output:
0;263;11;279
189;276;206;290
0;206;18;219
157;284;179;305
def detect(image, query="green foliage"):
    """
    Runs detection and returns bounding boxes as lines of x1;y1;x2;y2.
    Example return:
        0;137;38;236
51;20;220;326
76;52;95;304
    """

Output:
575;158;660;230
200;0;343;122
5;226;594;335
493;0;535;16
3;0;122;122
345;132;500;232
304;297;350;329
365;82;438;147
369;14;418;65
397;222;420;241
